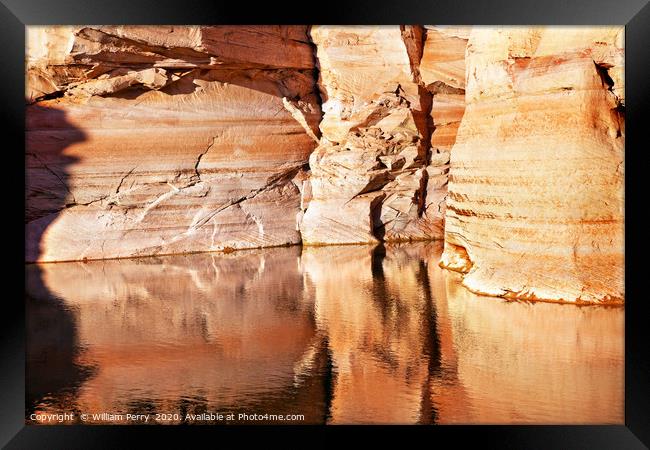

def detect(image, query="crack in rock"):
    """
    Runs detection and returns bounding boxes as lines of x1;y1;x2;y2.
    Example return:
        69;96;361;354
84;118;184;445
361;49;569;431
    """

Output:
115;166;137;194
188;164;304;234
27;152;76;203
193;135;219;182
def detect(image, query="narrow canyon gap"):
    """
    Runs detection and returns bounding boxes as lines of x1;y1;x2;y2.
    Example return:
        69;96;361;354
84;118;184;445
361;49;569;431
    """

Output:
25;25;624;304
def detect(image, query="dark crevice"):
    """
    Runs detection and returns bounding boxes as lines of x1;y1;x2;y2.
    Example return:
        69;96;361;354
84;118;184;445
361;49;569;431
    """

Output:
594;61;615;91
193;136;219;181
594;61;625;126
372;198;387;241
402;26;435;217
32;89;65;103
115;167;137;194
306;25;326;109
294;26;326;238
369;26;436;243
416;167;429;217
400;25;425;85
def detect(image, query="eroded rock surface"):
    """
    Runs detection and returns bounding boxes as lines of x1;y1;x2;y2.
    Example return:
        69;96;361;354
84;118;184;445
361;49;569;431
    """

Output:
26;25;468;261
26;26;321;262
440;27;625;304
26;25;625;306
300;26;465;244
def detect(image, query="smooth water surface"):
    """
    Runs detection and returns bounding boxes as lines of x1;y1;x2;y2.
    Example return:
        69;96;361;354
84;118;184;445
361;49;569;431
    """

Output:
26;242;623;424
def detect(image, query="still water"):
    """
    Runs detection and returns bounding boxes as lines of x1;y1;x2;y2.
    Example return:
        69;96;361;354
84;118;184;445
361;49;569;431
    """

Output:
26;242;623;424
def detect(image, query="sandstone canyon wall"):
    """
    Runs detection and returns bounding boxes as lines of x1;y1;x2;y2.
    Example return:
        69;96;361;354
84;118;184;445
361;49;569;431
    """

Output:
440;27;624;304
26;25;624;304
26;26;322;262
27;25;465;261
300;26;462;244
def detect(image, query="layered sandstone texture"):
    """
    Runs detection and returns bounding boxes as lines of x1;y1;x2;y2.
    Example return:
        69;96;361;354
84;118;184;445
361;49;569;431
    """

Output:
300;26;467;244
26;25;467;262
26;26;625;306
440;27;625;304
26;26;321;262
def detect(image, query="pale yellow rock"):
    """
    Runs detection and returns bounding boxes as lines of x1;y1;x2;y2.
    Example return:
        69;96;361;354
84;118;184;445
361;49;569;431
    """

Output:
25;25;316;102
311;26;420;143
26;26;321;262
26;23;625;307
440;26;624;304
26;25;472;261
301;26;460;245
421;26;470;90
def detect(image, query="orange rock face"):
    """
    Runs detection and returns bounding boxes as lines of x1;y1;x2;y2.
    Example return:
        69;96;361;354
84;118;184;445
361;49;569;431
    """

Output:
300;26;464;245
26;26;321;262
25;26;625;305
440;27;624;304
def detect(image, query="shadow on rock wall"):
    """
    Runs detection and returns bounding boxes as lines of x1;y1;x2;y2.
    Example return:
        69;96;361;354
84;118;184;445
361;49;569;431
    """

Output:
25;103;92;420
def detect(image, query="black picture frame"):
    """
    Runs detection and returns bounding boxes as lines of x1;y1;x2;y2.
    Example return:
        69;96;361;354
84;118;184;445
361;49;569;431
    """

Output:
4;0;648;447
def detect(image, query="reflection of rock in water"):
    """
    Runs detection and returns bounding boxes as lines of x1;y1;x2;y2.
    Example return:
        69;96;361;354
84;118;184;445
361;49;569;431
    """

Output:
25;265;94;421
431;270;624;424
29;247;332;424
26;243;623;424
302;242;444;424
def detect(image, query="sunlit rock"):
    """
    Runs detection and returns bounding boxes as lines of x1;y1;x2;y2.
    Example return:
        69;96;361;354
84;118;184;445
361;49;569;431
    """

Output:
300;26;462;245
25;26;321;262
440;26;625;304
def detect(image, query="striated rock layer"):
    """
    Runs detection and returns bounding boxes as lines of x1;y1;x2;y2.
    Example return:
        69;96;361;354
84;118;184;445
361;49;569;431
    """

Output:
440;27;624;304
26;26;625;306
26;25;468;262
300;26;467;245
26;26;321;262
